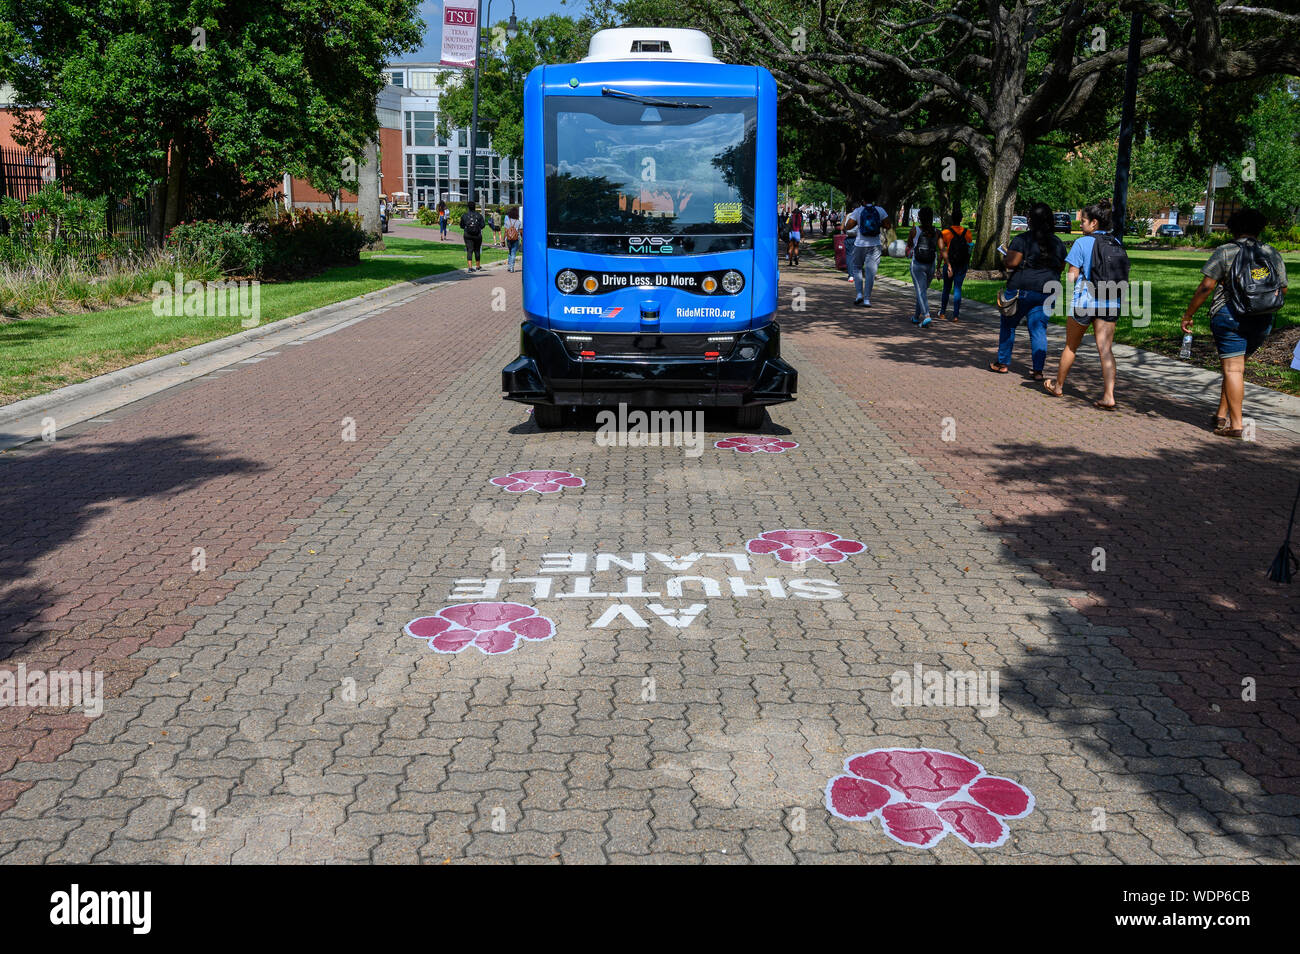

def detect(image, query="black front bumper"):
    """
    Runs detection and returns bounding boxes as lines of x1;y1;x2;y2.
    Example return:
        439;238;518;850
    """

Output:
502;321;797;408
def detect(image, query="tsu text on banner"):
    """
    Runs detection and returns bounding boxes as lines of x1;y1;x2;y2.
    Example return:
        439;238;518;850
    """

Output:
440;0;479;68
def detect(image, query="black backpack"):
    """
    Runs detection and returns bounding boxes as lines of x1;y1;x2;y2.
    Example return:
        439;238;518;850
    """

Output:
913;227;936;264
1225;238;1287;318
946;226;971;269
461;212;483;237
1088;233;1130;316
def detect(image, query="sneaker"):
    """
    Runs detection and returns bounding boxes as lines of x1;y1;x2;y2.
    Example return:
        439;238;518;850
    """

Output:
862;300;871;307
921;316;933;327
853;296;863;306
911;316;921;324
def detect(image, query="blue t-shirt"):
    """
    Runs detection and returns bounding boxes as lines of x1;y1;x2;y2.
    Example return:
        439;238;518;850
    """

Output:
1066;231;1119;312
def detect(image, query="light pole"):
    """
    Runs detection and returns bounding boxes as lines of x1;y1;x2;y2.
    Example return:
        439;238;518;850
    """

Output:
468;0;517;208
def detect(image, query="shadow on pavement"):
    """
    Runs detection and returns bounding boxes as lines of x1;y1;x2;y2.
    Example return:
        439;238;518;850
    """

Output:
0;434;263;661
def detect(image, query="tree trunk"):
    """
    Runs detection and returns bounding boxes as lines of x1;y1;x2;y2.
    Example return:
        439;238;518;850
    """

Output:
162;141;186;238
358;139;381;236
973;136;1024;270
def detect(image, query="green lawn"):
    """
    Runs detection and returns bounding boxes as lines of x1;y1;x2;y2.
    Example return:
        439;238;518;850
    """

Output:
0;236;504;405
810;237;1300;394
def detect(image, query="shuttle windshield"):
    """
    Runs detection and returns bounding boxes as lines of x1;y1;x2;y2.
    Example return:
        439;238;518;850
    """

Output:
545;96;756;243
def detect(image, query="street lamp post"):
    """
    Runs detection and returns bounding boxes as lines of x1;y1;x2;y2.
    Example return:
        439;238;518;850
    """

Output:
468;0;517;209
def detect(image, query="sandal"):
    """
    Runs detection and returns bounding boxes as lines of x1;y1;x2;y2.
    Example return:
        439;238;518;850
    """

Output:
988;361;1010;374
1042;379;1063;397
1211;415;1227;430
1214;426;1244;439
1031;370;1045;382
1093;401;1117;411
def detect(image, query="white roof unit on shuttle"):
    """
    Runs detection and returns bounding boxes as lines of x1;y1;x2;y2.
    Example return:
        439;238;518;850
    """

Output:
583;28;721;63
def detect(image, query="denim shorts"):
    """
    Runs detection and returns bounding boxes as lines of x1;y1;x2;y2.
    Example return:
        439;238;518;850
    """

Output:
1210;307;1273;359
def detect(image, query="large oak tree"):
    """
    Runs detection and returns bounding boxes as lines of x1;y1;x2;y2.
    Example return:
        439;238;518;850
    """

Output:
0;0;424;240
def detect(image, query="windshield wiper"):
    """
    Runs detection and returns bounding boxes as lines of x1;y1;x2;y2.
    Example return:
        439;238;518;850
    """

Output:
600;87;708;109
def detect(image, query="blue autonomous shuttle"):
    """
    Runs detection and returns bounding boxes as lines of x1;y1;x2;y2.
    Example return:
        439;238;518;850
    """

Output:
501;28;797;428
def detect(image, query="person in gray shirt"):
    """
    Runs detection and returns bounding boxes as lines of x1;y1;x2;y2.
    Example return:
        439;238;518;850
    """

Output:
1181;208;1288;438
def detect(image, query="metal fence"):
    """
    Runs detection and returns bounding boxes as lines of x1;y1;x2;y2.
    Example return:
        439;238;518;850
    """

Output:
0;146;155;249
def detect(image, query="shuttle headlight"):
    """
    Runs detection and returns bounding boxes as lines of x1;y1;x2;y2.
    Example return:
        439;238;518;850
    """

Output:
556;269;580;294
582;276;600;293
721;270;745;294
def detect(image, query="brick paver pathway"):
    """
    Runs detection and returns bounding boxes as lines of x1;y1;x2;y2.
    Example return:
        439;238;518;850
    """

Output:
0;259;1296;862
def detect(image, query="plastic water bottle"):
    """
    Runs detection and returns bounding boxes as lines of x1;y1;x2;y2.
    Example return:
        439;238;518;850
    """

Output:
1179;333;1193;360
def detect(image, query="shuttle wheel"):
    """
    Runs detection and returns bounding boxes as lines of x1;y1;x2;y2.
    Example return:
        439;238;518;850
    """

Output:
734;405;766;430
533;404;565;429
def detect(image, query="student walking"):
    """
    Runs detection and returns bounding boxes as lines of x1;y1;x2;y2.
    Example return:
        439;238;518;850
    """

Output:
1179;208;1288;438
437;202;449;240
460;201;486;272
1042;198;1129;409
991;202;1066;377
906;207;939;326
787;205;803;267
938;212;972;321
504;205;523;273
846;196;889;306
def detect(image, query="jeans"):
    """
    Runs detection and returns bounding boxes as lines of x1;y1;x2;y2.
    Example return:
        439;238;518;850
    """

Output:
910;259;935;317
507;238;520;269
850;244;882;301
940;266;967;317
1210;306;1272;358
996;290;1050;371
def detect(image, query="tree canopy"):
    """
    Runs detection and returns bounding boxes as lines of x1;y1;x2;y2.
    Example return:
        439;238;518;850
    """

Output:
0;0;424;238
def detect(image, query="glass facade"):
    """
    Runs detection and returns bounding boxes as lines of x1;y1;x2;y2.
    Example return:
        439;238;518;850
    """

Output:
392;65;523;209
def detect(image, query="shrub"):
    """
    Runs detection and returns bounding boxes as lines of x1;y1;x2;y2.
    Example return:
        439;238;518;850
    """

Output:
260;209;366;278
167;209;365;279
415;206;438;226
167;221;266;275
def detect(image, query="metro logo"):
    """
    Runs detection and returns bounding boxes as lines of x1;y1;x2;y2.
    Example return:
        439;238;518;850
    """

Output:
562;305;625;318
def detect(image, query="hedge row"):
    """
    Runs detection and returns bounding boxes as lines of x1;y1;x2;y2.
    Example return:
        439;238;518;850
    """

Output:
167;209;368;279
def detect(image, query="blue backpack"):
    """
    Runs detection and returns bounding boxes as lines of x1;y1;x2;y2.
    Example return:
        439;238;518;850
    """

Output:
859;206;882;237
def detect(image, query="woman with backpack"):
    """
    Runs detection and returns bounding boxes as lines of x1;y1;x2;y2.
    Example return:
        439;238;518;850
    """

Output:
906;207;938;326
990;202;1066;377
1042;198;1128;409
437;202;449;241
1178;208;1288;438
938;212;972;322
504;205;523;273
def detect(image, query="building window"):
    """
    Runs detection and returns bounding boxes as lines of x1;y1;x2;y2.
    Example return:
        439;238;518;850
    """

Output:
389;70;405;87
405;111;440;147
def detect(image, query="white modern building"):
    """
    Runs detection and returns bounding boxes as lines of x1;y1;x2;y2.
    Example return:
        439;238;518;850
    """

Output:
384;62;522;209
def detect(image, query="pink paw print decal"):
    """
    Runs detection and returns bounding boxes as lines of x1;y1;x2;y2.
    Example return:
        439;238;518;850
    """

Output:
825;747;1034;848
490;469;585;494
404;602;556;655
716;435;799;454
746;529;865;564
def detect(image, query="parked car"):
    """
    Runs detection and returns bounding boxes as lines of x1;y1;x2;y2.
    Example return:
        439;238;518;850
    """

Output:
1011;215;1028;232
1157;223;1184;237
1053;212;1073;232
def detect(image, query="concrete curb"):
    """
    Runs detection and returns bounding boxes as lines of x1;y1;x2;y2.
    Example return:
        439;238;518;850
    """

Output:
0;260;506;450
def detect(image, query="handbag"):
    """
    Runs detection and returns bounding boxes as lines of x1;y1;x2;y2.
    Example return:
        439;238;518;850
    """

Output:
996;288;1020;317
